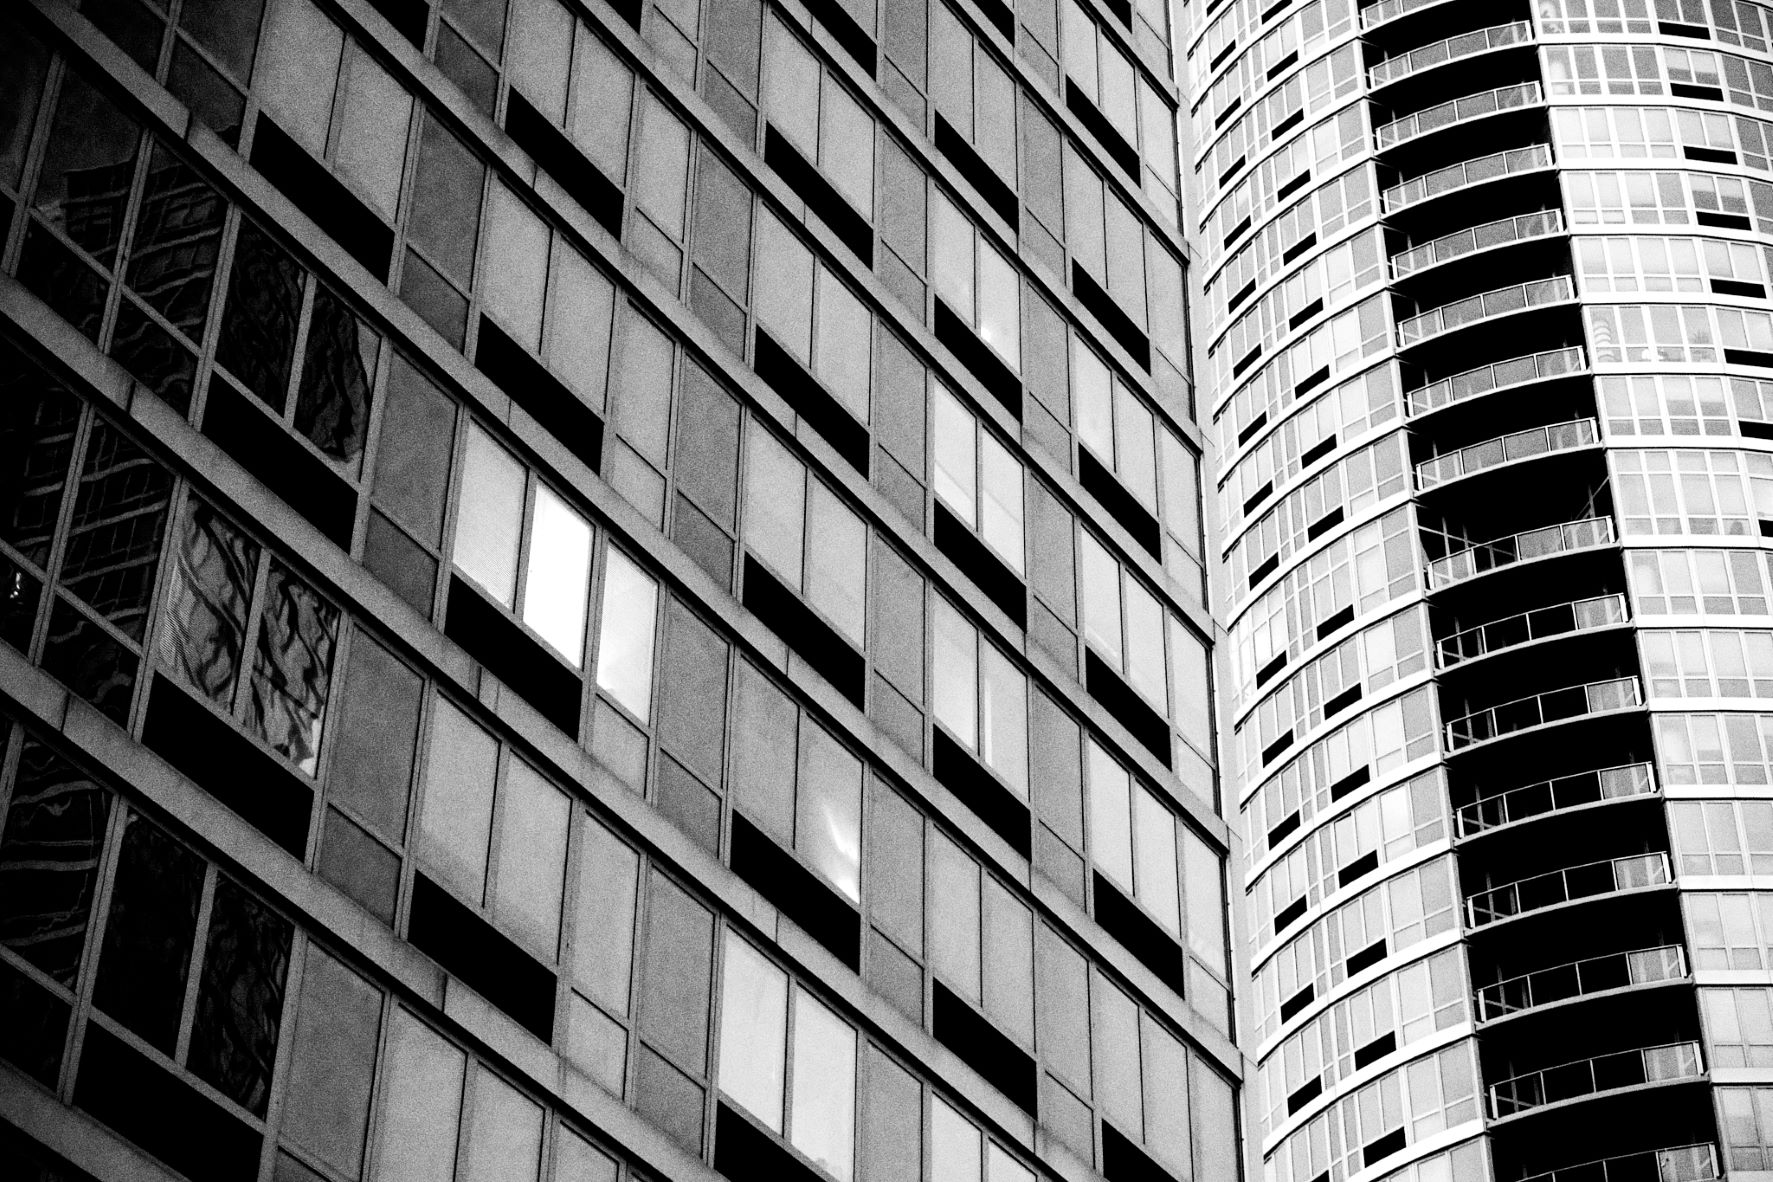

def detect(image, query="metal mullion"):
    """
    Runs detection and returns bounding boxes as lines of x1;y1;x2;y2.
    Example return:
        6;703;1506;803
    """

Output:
509;473;538;627
188;207;246;426
94;123;160;361
348;338;392;557
56;795;130;1102
29;405;98;664
283;278;321;425
253;928;312;1182
172;864;220;1065
480;744;511;916
301;617;356;867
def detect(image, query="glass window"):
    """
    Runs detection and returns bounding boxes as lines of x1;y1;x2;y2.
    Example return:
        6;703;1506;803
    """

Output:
931;1098;981;1182
461;1071;543;1182
570;28;632;183
718;934;788;1131
933;597;979;748
375;1009;465;1182
931;831;982;1001
814;271;872;419
523;487;593;665
1087;738;1133;889
744;422;807;587
756;210;815;362
595;549;658;721
980;644;1028;796
806;482;866;644
491;760;570;954
797;723;863;903
791;991;856;1182
573;815;638;1015
419;699;498;900
638;872;713;1074
282;948;382;1179
256;0;343;154
335;45;412;218
734;661;797;843
484;183;550;350
455;425;525;605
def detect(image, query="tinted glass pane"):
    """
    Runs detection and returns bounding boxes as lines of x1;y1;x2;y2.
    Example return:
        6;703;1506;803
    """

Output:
157;500;257;705
545;244;613;410
188;878;293;1115
568;28;632;184
634;1044;704;1155
418;698;498;900
126;144;225;339
295;286;378;471
657;602;727;785
674;363;739;526
1093;974;1141;1136
373;356;454;546
691;147;751;298
861;1046;920;1182
376;1009;465;1182
982;878;1032;1045
1035;924;1090;1090
0;356;79;567
462;1070;543;1182
0;740;111;986
0;24;50;191
732;661;795;843
281;948;382;1179
256;0;342;152
93;812;204;1054
335;44;412;218
866;783;922;955
930;832;980;1001
573;816;637;1015
638;872;712;1073
408;115;485;285
327;636;421;840
247;562;339;776
491;760;569;955
33;72;140;267
218;223;305;408
59;420;173;640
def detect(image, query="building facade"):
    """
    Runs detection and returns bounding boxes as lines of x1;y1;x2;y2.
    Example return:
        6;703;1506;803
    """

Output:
1183;0;1773;1177
0;1;1242;1182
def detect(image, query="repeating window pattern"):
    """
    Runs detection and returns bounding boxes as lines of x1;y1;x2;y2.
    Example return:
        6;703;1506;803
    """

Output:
1197;44;1362;208
1203;164;1374;319
1256;947;1467;1141
1241;687;1441;869
1719;1085;1773;1174
1655;711;1773;784
1200;106;1368;270
1191;0;1355;132
1686;891;1773;969
1210;229;1384;382
1576;234;1773;296
1249;769;1449;945
1643;628;1773;699
1612;448;1773;536
1671;798;1773;875
1267;1043;1480;1182
1565;168;1773;235
1629;548;1773;617
1601;372;1773;438
1703;988;1773;1068
1254;855;1459;1045
1208;296;1391;441
932;596;1031;795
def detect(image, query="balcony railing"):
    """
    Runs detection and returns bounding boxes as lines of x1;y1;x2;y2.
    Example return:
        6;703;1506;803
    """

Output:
1383;144;1554;213
1476;944;1686;1021
1361;0;1457;30
1467;851;1670;927
1416;418;1596;489
1488;1041;1702;1119
1370;21;1533;87
1398;276;1574;347
1445;676;1642;750
1375;82;1542;149
1406;346;1586;417
1427;515;1614;589
1519;1144;1720;1182
1438;593;1626;668
1456;762;1654;837
1392;210;1564;278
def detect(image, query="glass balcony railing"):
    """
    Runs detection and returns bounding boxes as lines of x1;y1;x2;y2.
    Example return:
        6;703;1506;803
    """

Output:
1361;0;1455;30
1488;1041;1702;1119
1455;762;1654;837
1445;676;1642;750
1383;144;1554;213
1437;592;1625;668
1375;82;1542;149
1407;346;1585;416
1476;944;1686;1022
1467;851;1669;928
1398;276;1574;347
1518;1144;1720;1182
1370;21;1533;87
1427;515;1614;589
1416;418;1596;488
1392;210;1564;278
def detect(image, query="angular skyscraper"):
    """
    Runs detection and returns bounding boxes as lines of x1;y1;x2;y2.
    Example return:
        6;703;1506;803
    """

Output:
0;1;1242;1182
1183;0;1773;1178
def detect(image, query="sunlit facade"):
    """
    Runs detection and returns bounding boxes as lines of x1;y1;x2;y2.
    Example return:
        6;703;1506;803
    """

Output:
1183;0;1773;1177
0;1;1241;1181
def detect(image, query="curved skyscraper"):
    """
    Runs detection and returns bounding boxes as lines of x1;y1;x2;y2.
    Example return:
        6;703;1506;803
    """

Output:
1184;0;1773;1178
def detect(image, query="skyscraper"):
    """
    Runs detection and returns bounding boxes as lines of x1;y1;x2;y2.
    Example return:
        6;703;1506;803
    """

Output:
0;1;1241;1182
1184;0;1773;1177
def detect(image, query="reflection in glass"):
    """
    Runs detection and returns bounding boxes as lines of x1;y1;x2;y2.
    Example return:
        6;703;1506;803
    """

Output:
522;487;593;665
218;222;305;409
158;499;258;705
125;144;226;339
248;562;339;775
0;360;79;567
0;740;111;986
454;424;526;606
188;878;293;1114
797;723;862;902
33;73;141;268
295;286;378;474
92;812;204;1054
594;550;658;722
61;420;174;640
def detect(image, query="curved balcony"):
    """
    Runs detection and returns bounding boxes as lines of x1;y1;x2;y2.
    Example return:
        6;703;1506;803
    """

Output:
1369;21;1534;88
1427;515;1615;590
1392;210;1565;279
1455;762;1655;838
1398;276;1575;348
1445;676;1642;750
1488;1041;1703;1120
1519;1143;1720;1182
1467;851;1670;928
1415;418;1597;489
1375;82;1543;150
1406;346;1586;417
1437;593;1626;670
1360;0;1456;29
1476;944;1687;1023
1383;144;1555;213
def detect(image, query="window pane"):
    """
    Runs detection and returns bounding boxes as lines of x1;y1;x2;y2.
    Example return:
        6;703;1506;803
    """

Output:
1132;788;1179;936
979;433;1024;574
509;0;571;119
419;699;498;901
335;44;411;218
861;1046;921;1182
636;96;690;238
930;191;974;317
523;487;593;665
982;878;1033;1045
718;934;788;1131
612;309;674;467
932;385;977;527
1079;533;1123;667
987;1146;1032;1182
1087;739;1133;890
977;243;1019;368
247;562;339;776
931;1098;981;1182
980;644;1027;795
492;760;569;955
763;17;819;156
1073;344;1114;460
375;1009;465;1182
570;28;632;183
658;603;729;785
1183;827;1227;972
557;1129;619;1182
546;244;614;410
92;814;202;1054
755;210;814;361
814;270;872;419
483;183;550;351
188;879;293;1114
733;661;797;843
790;991;857;1182
409;115;484;285
638;872;713;1073
930;831;981;1001
594;549;658;721
157;500;258;706
805;481;866;645
1170;618;1212;753
455;425;525;606
256;0;341;154
573;815;638;1015
281;948;381;1179
797;722;863;902
1093;974;1142;1136
373;355;455;546
1124;580;1166;708
1114;385;1157;508
820;80;874;213
461;1071;543;1182
867;785;923;955
932;598;978;747
743;422;806;586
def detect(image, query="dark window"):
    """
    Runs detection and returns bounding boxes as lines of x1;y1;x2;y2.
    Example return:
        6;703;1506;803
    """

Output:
92;812;205;1054
158;499;258;706
217;223;305;408
33;72;141;270
187;878;293;1115
245;561;339;775
0;739;111;987
275;948;383;1180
